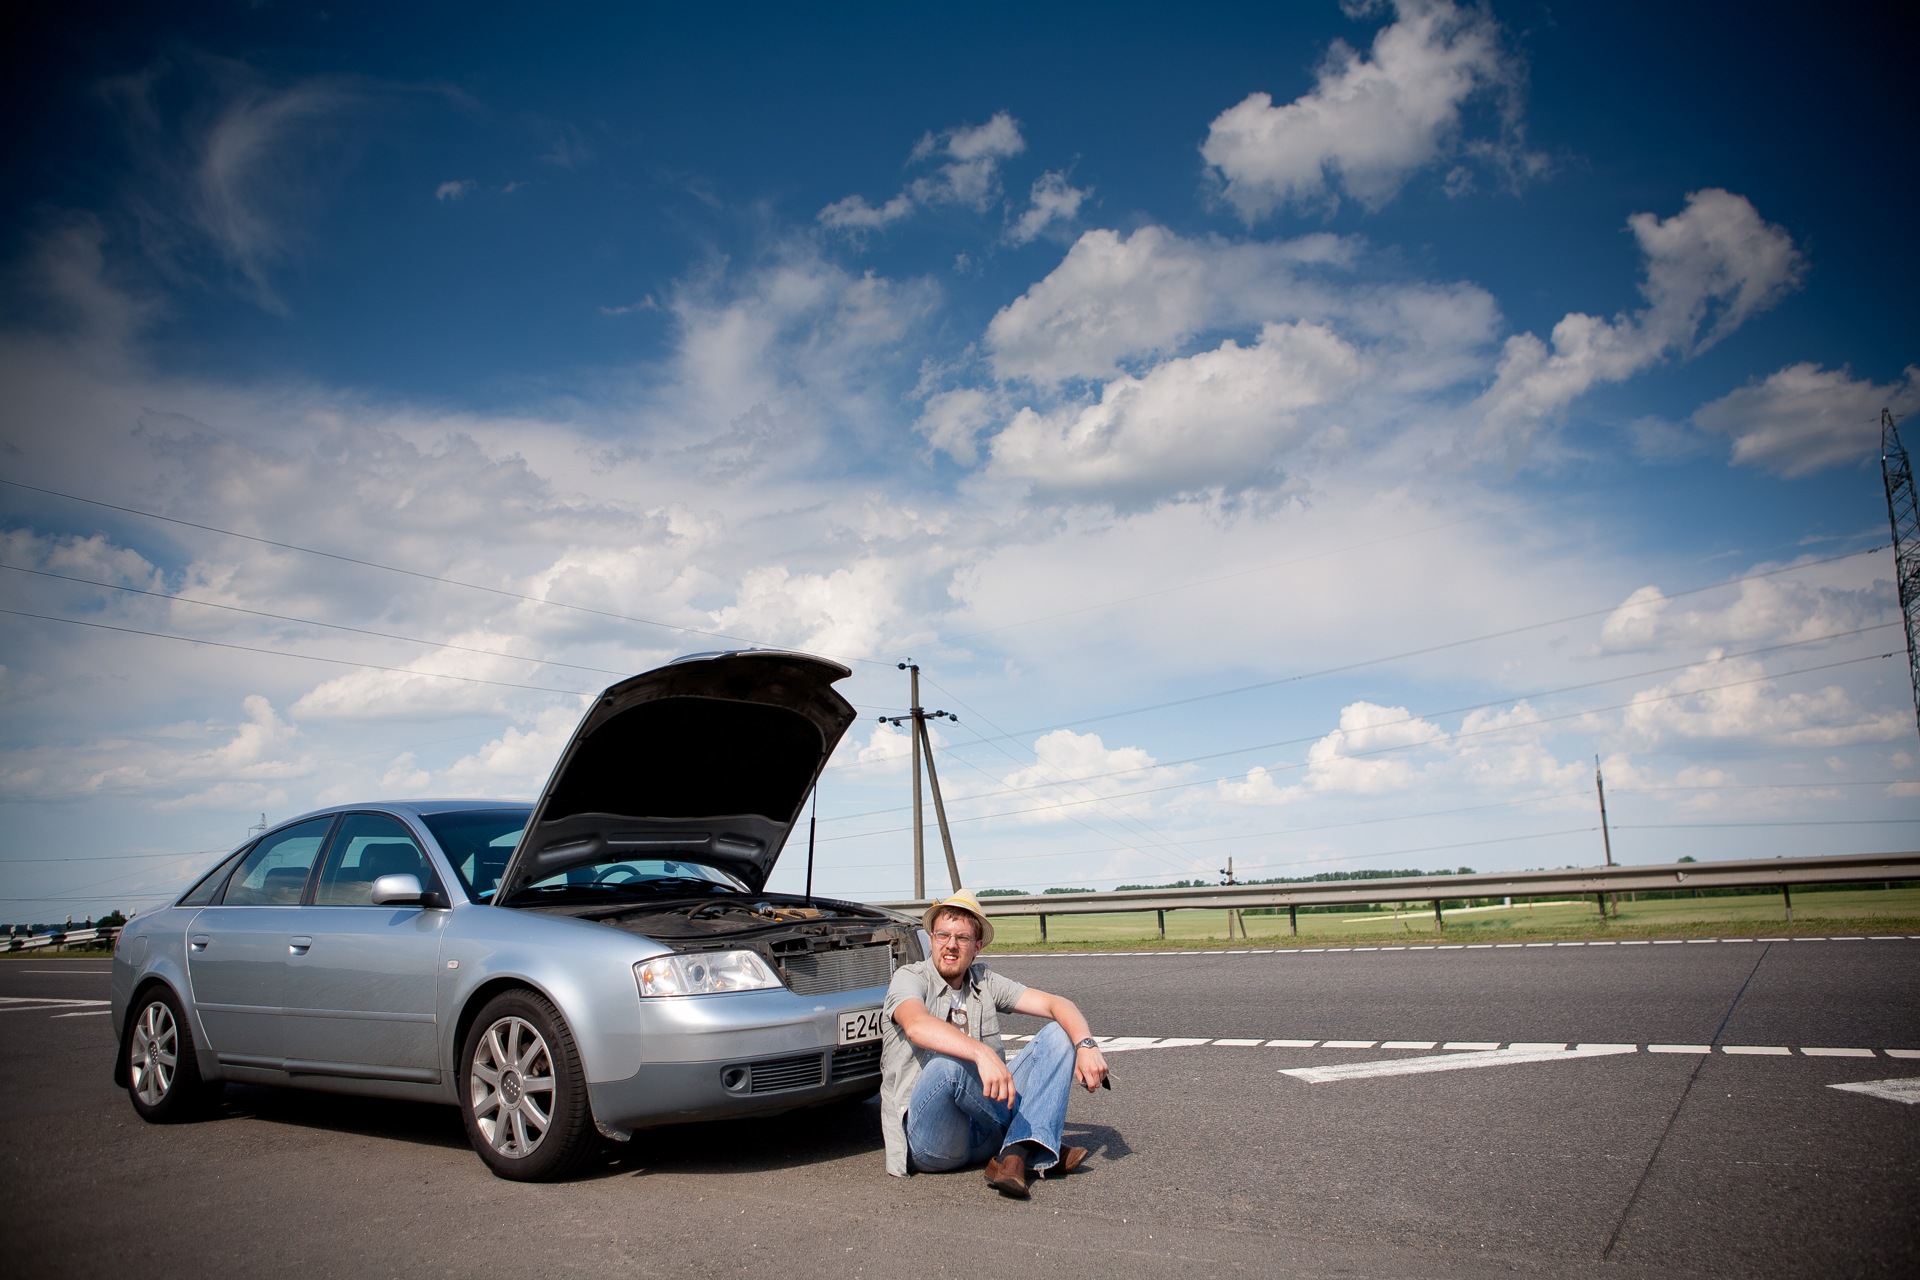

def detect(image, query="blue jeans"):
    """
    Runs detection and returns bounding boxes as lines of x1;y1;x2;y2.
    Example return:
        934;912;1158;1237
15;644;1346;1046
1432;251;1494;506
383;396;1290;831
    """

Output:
905;1022;1074;1174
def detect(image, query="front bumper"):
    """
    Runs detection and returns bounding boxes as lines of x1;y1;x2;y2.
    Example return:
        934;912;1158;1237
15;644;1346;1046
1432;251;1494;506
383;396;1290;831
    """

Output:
589;1039;881;1130
591;982;886;1130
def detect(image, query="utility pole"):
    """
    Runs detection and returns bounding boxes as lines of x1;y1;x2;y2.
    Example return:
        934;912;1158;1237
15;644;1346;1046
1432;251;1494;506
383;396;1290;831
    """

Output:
879;662;962;898
1595;755;1615;919
1219;857;1244;939
1881;408;1920;741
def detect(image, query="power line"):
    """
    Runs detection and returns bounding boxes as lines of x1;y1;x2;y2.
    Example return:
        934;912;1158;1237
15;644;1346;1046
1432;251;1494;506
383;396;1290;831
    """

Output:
822;624;1899;823
0;476;882;664
0;563;638;678
815;649;1897;842
937;545;1890;748
0;608;596;696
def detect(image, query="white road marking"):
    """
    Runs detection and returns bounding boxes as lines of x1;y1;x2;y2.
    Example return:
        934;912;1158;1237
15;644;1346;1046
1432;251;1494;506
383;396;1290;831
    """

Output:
1282;1044;1638;1084
0;997;108;1012
1829;1077;1920;1105
996;1032;1920;1059
52;1010;110;1018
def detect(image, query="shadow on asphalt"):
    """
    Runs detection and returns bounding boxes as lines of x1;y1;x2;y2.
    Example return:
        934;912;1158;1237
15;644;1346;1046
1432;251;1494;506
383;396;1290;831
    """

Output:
598;1095;885;1177
200;1088;1132;1184
214;1084;470;1151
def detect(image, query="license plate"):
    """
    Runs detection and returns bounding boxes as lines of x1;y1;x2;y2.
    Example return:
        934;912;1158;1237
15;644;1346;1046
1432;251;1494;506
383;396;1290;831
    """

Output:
837;1008;883;1045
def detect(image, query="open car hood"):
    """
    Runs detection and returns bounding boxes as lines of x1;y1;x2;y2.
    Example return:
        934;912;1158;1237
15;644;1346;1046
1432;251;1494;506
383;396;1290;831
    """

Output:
496;650;857;901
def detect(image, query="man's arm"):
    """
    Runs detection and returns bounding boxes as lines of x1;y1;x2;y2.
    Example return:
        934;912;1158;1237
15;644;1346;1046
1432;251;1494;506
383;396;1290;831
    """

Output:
891;998;1017;1103
1010;988;1110;1091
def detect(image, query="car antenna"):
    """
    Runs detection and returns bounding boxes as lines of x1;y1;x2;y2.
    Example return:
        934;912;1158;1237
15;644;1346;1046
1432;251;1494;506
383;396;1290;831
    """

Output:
804;787;818;906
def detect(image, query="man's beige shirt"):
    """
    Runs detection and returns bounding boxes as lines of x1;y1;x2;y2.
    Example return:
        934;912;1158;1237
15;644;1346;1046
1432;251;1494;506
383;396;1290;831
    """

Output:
879;958;1028;1177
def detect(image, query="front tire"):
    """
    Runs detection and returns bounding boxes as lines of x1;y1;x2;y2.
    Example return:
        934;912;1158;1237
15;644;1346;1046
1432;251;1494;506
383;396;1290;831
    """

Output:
459;990;597;1181
124;987;220;1122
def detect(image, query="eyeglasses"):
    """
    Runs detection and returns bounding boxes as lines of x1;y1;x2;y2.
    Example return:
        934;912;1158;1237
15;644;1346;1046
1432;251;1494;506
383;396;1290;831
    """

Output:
930;930;979;946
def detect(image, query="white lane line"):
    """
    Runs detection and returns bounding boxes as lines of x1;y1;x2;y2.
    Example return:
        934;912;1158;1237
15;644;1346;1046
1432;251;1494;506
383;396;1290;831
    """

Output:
52;1010;111;1018
1283;1044;1638;1084
0;997;108;1012
1002;1033;1918;1059
1829;1078;1920;1105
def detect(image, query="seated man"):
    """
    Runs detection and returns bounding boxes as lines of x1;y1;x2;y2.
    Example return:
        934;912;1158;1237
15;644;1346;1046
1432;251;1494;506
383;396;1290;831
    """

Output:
880;889;1109;1197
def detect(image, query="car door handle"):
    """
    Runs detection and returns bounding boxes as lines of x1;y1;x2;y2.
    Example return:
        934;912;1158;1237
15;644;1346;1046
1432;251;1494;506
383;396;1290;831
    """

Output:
190;935;210;951
289;936;312;954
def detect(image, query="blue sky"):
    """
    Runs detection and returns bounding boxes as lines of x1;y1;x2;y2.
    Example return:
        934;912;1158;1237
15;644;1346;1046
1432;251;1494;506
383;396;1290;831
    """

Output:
2;0;1915;923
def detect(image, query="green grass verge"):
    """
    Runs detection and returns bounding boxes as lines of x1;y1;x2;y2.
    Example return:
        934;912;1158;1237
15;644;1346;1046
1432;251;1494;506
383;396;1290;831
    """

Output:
983;886;1920;952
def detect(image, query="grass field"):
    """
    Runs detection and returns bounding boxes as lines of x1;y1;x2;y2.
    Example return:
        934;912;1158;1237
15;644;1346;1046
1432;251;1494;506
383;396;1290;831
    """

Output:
9;887;1917;957
982;886;1920;951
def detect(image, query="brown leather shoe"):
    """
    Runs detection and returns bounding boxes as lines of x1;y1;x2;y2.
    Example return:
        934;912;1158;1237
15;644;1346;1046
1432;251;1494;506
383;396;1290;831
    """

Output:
984;1151;1031;1198
1057;1146;1089;1175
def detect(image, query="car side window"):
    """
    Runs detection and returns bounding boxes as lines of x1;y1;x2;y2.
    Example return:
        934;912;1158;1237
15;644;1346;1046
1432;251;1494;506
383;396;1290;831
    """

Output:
313;813;438;906
218;817;335;906
179;847;250;906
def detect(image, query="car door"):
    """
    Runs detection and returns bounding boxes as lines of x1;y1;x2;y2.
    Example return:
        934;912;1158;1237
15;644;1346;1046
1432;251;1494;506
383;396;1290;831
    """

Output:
281;812;448;1081
185;816;336;1068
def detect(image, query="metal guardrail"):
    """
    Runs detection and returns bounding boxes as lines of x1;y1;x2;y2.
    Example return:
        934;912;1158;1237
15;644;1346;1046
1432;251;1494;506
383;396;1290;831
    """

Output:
5;926;118;952
879;851;1920;933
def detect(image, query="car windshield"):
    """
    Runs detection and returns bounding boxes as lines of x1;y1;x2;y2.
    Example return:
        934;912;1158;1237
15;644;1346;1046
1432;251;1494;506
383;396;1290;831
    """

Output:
517;858;748;903
420;808;530;902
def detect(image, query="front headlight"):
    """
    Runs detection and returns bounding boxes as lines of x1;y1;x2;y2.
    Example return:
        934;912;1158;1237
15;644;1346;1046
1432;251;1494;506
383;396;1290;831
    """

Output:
634;950;782;997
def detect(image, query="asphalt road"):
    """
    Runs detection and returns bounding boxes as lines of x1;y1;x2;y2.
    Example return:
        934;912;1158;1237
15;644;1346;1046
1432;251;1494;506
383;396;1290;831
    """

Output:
3;937;1915;1278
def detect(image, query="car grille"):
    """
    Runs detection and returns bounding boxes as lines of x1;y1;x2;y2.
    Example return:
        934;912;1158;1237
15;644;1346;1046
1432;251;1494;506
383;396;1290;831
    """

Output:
830;1041;881;1082
748;1053;824;1094
780;944;894;995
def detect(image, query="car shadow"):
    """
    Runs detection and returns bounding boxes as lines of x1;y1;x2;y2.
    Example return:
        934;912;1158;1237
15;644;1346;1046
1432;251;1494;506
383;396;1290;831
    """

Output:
212;1084;471;1151
202;1087;1129;1183
593;1095;885;1178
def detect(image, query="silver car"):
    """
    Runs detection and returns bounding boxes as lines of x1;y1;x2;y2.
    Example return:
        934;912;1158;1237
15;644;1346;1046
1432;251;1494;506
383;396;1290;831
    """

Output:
110;650;924;1180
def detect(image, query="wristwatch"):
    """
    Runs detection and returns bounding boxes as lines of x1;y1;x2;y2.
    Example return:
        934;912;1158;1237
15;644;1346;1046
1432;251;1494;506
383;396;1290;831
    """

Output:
1076;1037;1098;1049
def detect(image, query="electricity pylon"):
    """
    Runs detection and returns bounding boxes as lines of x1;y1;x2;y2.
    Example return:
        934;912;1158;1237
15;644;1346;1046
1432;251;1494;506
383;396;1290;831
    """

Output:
1882;409;1920;741
879;661;962;898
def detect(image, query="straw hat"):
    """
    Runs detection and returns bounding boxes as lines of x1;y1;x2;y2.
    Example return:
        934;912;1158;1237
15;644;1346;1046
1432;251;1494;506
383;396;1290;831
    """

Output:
922;888;994;947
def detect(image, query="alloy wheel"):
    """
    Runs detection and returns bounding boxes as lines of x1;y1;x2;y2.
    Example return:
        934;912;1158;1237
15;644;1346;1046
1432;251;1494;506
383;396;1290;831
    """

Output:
468;1015;556;1157
130;999;178;1106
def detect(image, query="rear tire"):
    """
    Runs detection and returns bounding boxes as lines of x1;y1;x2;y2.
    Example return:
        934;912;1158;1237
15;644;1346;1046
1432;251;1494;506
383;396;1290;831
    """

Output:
124;987;220;1123
459;990;597;1181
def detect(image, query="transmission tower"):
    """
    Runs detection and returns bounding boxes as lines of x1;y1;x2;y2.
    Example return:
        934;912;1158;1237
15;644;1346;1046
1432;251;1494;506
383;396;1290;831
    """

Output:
1881;408;1920;740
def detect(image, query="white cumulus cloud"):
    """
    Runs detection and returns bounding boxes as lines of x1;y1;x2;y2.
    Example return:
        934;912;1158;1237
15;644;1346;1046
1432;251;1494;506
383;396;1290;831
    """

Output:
1470;189;1803;454
819;112;1026;231
1201;0;1528;219
984;320;1364;504
1693;362;1920;477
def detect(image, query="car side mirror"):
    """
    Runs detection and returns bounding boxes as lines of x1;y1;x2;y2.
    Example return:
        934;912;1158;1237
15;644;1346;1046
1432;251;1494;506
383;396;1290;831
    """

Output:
371;873;426;906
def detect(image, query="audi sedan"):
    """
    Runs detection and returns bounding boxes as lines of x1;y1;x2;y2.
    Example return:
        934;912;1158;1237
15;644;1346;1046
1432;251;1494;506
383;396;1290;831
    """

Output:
110;650;923;1180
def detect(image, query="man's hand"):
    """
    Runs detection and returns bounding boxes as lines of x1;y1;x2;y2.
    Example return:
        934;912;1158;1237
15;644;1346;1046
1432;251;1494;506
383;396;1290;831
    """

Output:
976;1045;1017;1105
1074;1043;1109;1092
